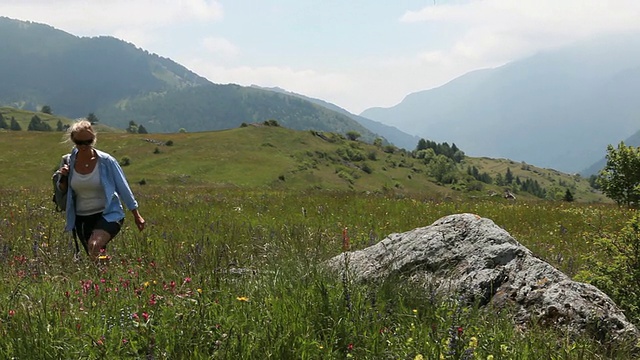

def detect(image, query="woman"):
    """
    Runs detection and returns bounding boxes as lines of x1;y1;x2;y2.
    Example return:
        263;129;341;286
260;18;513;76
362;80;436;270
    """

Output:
57;119;145;261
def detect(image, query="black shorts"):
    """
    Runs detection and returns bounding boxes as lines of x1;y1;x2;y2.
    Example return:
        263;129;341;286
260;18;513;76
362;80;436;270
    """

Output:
74;213;124;253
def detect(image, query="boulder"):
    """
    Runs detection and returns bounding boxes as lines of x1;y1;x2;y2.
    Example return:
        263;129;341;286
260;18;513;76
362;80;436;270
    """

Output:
324;213;639;345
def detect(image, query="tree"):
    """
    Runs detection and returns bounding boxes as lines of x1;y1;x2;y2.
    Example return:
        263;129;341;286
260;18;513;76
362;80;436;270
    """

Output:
10;117;21;131
597;142;640;208
56;120;64;131
138;124;148;134
505;168;514;184
126;120;138;133
28;115;52;131
41;105;52;114
563;189;574;202
428;154;457;184
87;113;99;124
416;138;428;151
345;131;361;141
0;113;7;129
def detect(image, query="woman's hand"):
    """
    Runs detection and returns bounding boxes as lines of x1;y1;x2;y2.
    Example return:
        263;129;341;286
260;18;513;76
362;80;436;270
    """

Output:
135;215;145;231
132;209;146;231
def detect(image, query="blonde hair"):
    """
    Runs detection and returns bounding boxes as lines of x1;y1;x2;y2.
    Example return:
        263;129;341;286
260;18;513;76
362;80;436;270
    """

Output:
66;118;97;145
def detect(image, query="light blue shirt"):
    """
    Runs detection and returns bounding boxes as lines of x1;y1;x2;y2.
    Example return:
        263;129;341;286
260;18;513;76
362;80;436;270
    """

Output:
64;148;139;232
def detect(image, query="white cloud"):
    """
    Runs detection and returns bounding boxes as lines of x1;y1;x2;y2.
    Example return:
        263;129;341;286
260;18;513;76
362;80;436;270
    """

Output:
0;0;223;34
401;0;640;65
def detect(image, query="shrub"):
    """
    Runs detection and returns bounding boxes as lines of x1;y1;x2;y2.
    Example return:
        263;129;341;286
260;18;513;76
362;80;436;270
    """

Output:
576;213;640;325
165;140;174;146
120;156;131;166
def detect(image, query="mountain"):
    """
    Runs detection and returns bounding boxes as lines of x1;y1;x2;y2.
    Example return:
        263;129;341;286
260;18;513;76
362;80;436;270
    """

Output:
361;33;640;173
252;86;421;149
0;17;382;143
0;17;209;117
581;128;640;177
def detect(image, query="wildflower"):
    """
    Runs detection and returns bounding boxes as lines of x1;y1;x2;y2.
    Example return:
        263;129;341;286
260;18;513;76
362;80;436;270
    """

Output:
122;339;129;344
487;355;494;360
342;227;350;251
347;343;354;351
412;309;418;314
236;296;249;302
132;313;139;321
149;294;157;306
144;281;150;288
184;277;191;284
469;336;478;348
197;288;202;294
415;355;424;360
457;326;464;336
8;310;15;317
142;312;149;321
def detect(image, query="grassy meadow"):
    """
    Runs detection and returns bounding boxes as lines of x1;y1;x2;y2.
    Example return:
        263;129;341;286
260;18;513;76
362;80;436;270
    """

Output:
0;129;637;358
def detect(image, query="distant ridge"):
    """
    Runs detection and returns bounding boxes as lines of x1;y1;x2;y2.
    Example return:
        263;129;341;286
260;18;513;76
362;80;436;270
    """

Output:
253;85;420;149
361;33;640;173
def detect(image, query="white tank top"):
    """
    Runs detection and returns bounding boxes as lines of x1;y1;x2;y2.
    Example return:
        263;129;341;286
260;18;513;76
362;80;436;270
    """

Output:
70;165;106;216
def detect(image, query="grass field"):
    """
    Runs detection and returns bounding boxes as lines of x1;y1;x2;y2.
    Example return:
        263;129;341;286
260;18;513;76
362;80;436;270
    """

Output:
0;183;637;358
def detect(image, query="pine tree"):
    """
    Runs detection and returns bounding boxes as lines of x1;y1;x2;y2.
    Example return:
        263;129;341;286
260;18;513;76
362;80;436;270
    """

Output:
563;189;574;202
10;117;21;131
505;168;514;184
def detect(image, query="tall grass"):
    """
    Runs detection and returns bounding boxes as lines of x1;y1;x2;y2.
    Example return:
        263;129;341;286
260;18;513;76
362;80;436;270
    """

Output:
0;186;636;359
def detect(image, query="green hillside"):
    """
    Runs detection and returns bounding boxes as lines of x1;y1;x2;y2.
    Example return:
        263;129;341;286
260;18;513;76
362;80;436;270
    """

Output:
0;123;610;203
0;106;121;132
0;17;383;144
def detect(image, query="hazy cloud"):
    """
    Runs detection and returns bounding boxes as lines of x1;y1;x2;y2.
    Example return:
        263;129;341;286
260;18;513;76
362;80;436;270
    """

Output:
201;37;239;59
402;0;640;64
0;0;223;33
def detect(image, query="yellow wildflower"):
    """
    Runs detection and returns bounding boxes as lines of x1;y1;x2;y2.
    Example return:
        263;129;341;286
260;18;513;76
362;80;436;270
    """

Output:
236;296;249;302
469;336;478;348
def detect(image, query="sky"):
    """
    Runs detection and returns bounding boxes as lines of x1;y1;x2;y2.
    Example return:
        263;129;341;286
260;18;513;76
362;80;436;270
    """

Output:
2;0;640;115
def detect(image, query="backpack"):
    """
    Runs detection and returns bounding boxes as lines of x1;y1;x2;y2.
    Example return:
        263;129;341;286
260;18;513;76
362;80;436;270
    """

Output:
52;154;71;212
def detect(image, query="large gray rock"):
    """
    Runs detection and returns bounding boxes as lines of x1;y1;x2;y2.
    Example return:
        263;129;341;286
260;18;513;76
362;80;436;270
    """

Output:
324;213;639;344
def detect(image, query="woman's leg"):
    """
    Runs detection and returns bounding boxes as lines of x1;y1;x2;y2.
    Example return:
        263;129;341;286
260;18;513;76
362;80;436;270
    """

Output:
87;229;112;261
87;217;123;262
